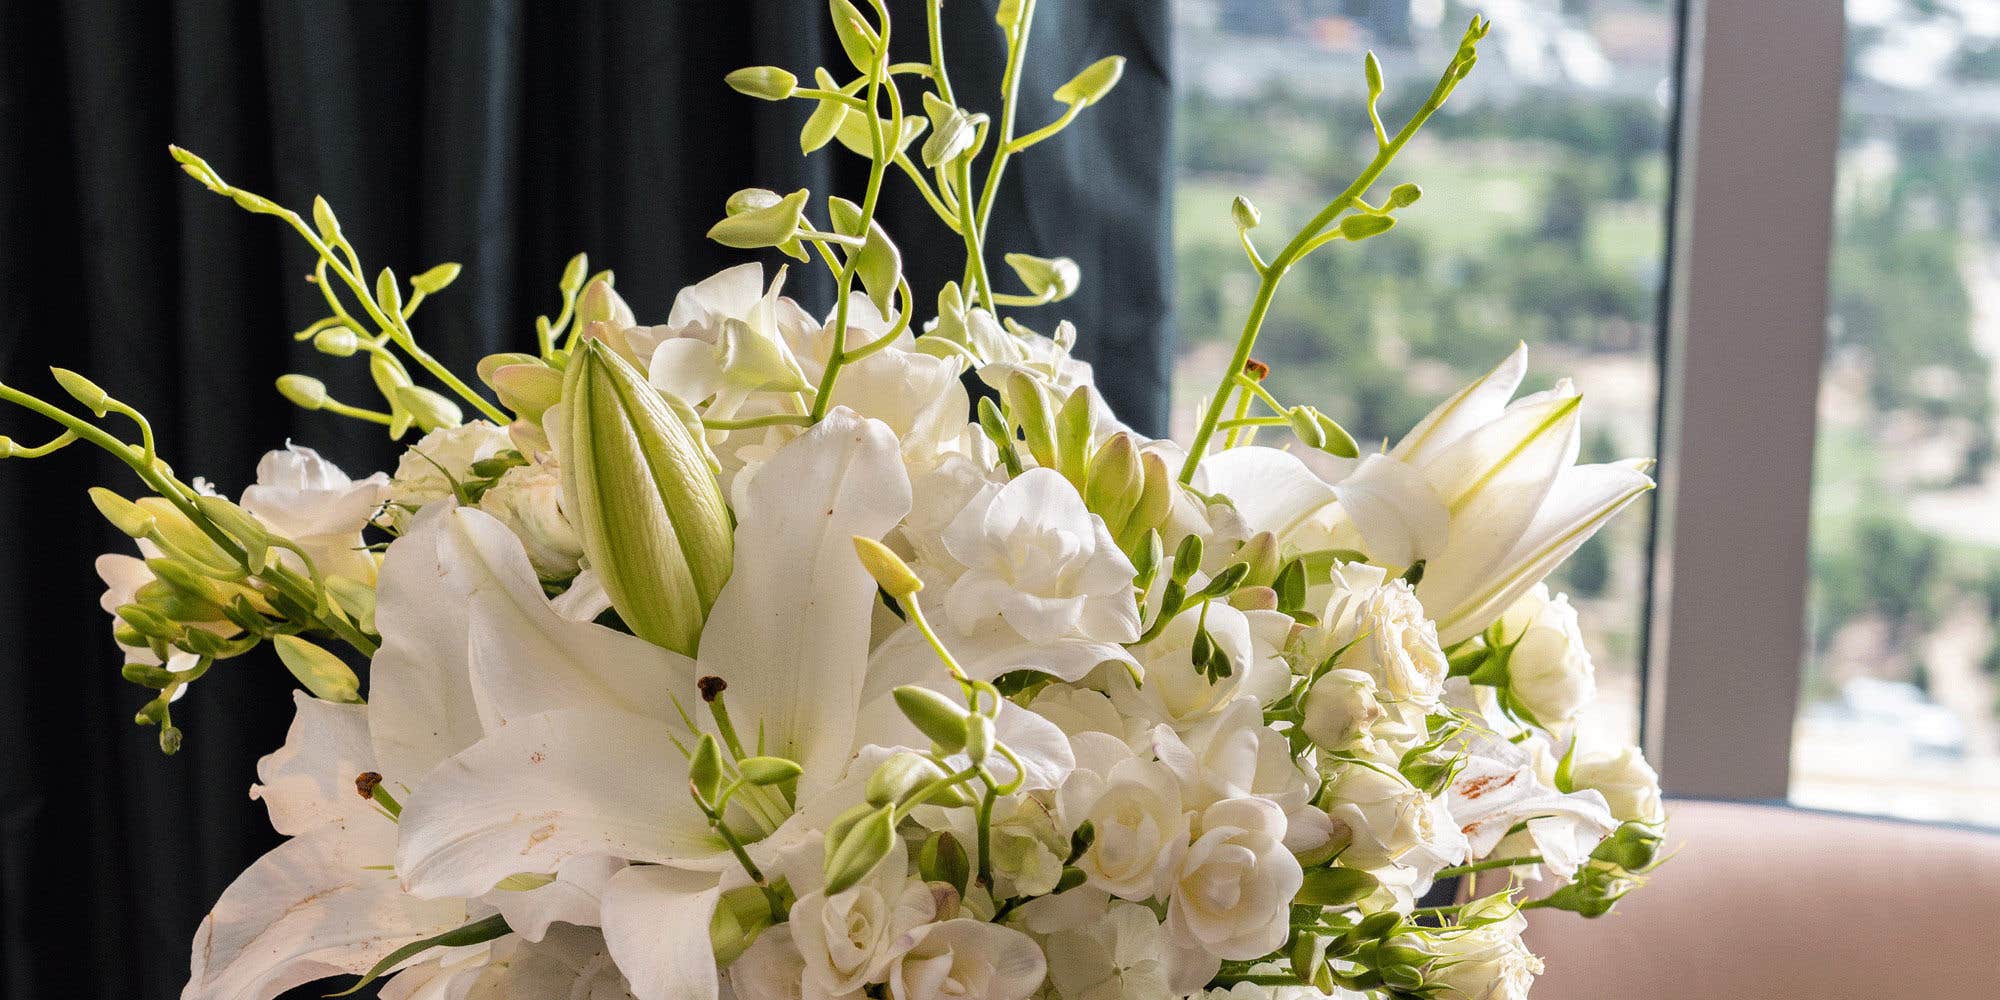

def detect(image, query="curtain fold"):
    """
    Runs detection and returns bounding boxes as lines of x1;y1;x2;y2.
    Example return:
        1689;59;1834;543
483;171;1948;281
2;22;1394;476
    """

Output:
0;2;1169;996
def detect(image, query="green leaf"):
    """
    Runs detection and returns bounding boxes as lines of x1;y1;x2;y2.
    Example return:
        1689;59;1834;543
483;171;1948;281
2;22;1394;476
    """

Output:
329;914;511;996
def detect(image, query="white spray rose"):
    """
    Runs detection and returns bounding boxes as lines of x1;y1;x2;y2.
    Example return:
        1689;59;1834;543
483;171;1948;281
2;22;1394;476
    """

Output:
1426;900;1541;1000
1167;797;1302;961
1311;563;1448;713
792;846;936;998
887;919;1046;1000
1152;699;1326;853
384;421;513;530
1042;900;1173;1000
1495;584;1595;726
475;460;584;581
1059;748;1188;901
1571;745;1665;824
240;443;389;581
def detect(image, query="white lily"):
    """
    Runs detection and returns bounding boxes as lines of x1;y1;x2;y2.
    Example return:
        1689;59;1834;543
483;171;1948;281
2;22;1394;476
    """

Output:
384;408;913;1000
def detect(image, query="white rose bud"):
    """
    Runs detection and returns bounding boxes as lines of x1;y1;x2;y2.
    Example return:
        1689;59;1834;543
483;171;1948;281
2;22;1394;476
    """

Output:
1496;584;1595;726
1427;900;1542;1000
1320;762;1439;870
1064;756;1188;901
476;460;584;581
1570;745;1666;825
1300;667;1387;753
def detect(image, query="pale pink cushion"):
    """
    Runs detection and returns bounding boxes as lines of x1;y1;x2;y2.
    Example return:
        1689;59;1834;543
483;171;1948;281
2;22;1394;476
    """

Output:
1526;799;2000;1000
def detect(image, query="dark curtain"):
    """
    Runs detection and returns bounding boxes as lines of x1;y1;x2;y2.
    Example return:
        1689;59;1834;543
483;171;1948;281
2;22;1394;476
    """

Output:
0;2;1170;997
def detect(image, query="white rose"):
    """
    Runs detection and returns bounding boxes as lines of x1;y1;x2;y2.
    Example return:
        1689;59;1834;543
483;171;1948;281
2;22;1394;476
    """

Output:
1495;585;1595;726
1301;668;1390;754
1321;763;1446;871
475;460;584;581
1152;700;1326;854
1570;745;1665;824
1060;753;1187;901
239;443;389;581
1043;900;1173;1000
792;846;937;998
1426;900;1542;1000
887;919;1046;1000
1312;563;1447;711
385;421;513;530
1167;797;1302;961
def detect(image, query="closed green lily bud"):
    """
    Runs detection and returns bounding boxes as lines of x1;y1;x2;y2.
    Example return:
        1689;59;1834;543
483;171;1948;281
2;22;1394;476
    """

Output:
893;685;970;754
559;340;733;657
823;803;895;896
273;634;362;703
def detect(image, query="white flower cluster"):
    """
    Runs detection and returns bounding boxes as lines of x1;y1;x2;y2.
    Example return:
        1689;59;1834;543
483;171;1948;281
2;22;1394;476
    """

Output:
8;9;1666;999
126;266;1662;1000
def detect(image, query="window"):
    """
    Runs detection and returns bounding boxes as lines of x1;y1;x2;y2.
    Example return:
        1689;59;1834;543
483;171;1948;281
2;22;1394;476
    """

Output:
1171;0;1682;749
1792;0;2000;828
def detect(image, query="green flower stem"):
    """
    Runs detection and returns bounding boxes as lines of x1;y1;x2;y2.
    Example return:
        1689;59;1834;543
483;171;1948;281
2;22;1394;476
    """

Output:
0;383;380;657
807;0;894;423
926;0;957;107
1436;854;1543;878
1178;37;1477;484
969;0;1037;288
1004;100;1081;154
1222;382;1258;448
701;413;814;432
893;152;962;232
975;779;999;887
320;398;395;427
954;156;998;311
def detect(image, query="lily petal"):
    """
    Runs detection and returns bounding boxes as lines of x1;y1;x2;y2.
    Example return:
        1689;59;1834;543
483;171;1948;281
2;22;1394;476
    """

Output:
1330;453;1449;570
184;822;464;1000
1391;342;1527;467
696;407;912;794
368;504;486;784
1198;446;1337;540
252;691;378;837
396;707;722;900
601;865;724;1000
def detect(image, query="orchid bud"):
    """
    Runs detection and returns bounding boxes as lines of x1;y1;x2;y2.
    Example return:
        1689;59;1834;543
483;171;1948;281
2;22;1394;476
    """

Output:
393;386;464;432
273;634;362;704
51;368;111;416
725;66;798;101
919;831;970;894
1234;531;1281;587
893;685;970;754
312;327;360;357
823;803;895;896
275;374;328;411
1004;252;1080;303
921;92;981;168
801;93;850;155
1338;213;1396;241
1232;195;1261;231
852;535;923;600
829;0;880;72
1315;410;1360;458
827;196;903;313
193;496;272;571
559;340;733;656
1388;183;1423;209
1054;55;1125;107
410;262;462;295
312;196;344;242
487;363;563;423
89;488;157;538
707;188;808;250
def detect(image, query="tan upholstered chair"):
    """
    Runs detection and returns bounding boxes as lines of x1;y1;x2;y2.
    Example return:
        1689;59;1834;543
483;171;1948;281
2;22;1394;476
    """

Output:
1525;799;2000;1000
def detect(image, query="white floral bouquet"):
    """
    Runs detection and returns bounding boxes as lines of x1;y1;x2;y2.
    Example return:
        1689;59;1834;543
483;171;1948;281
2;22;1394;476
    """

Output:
0;4;1667;999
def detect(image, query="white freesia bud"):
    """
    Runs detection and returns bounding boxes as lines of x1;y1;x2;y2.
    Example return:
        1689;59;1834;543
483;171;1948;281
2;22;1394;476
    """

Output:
475;459;584;581
1426;899;1541;1000
1301;667;1388;753
1167;797;1302;960
1495;584;1596;726
1570;745;1666;825
886;919;1046;1000
1311;562;1448;713
384;421;514;530
792;845;936;998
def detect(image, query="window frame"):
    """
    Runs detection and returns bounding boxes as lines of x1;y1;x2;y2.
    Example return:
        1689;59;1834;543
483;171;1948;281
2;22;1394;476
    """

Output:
1643;0;1847;799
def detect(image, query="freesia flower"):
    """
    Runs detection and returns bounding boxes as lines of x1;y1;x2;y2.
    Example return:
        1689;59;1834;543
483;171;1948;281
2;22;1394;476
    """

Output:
886;919;1047;1000
1166;797;1303;961
239;442;390;582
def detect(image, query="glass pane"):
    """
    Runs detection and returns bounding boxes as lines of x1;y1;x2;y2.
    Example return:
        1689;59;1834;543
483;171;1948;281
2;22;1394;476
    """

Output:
1171;1;1681;748
1793;1;2000;828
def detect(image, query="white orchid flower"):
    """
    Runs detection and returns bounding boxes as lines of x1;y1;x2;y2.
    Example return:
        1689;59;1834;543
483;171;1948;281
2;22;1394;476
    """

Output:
1446;726;1617;873
240;442;390;582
